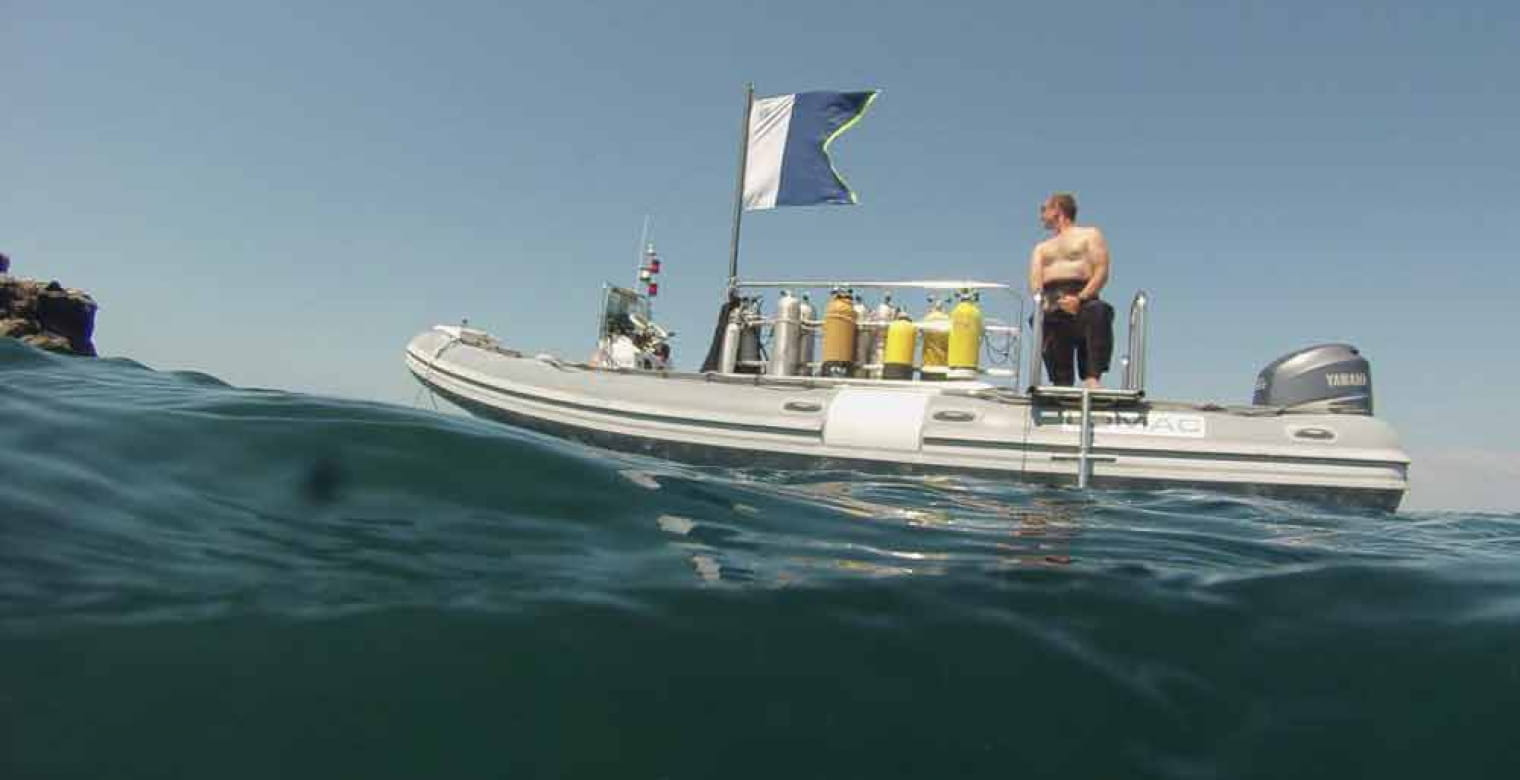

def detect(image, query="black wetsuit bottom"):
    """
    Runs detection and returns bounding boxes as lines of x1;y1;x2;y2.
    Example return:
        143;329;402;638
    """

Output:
1041;282;1115;386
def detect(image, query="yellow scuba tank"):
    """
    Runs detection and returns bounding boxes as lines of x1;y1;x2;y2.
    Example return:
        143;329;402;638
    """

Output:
882;310;917;380
920;297;949;381
820;288;857;378
948;289;984;378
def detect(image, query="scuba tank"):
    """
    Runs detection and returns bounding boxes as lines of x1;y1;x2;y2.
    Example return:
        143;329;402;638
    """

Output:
851;294;873;377
735;297;763;374
797;293;817;376
768;290;801;377
870;294;895;379
719;306;741;373
920;296;949;381
882;308;917;380
820;288;857;378
947;289;984;380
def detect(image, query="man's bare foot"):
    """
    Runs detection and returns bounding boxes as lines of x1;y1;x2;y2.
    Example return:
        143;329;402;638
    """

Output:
1083;377;1102;390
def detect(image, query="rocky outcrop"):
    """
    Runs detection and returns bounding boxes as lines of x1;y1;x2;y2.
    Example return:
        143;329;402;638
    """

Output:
1;276;99;357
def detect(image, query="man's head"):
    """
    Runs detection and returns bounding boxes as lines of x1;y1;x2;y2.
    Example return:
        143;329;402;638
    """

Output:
1040;193;1078;230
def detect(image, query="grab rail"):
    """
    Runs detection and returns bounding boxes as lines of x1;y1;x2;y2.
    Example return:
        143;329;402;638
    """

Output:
1026;292;1045;393
1027;289;1149;396
1122;290;1149;394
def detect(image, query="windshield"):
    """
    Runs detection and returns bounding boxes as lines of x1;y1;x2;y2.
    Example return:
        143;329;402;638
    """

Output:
599;286;650;338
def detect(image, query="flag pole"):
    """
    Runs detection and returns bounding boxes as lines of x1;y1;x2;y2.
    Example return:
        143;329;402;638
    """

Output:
726;82;755;294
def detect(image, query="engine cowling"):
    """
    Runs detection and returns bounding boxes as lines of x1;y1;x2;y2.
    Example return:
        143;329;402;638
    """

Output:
1253;343;1373;414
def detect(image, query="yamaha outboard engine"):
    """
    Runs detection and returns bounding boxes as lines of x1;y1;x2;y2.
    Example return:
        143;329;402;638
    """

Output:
1253;343;1373;414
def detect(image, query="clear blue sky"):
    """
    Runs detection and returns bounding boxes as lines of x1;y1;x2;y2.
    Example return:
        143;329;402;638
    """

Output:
5;0;1516;509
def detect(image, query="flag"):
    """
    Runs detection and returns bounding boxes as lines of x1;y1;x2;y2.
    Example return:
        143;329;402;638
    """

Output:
742;90;878;211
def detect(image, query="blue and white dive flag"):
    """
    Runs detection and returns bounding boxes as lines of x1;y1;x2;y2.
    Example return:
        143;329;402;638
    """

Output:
742;90;879;211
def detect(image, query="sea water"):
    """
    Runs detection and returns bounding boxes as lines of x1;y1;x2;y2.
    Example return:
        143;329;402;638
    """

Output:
3;339;1518;778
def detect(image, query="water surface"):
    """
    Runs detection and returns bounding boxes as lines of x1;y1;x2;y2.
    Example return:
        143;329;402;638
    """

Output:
4;339;1517;778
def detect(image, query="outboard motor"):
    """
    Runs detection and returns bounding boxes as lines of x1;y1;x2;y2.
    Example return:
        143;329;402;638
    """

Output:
1253;343;1373;414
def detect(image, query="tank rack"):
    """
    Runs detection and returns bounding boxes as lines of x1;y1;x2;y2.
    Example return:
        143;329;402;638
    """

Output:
726;278;1025;386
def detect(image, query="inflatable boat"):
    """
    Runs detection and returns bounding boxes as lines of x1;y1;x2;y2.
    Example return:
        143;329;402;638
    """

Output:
406;277;1409;511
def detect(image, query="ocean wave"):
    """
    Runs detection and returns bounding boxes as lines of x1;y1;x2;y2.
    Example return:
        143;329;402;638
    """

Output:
4;339;1519;630
6;339;1520;777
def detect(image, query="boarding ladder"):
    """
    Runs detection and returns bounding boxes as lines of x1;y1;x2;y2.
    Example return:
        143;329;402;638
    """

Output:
1025;291;1150;488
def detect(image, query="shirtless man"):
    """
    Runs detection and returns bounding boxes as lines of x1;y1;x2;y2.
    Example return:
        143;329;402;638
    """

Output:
1028;193;1114;388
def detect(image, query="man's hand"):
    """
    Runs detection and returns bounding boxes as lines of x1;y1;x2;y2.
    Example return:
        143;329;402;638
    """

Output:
1058;294;1081;315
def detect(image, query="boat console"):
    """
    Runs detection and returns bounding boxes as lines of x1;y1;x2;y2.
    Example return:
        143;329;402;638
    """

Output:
591;285;673;370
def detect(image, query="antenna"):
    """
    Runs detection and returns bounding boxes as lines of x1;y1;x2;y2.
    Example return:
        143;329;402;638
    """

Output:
637;216;661;298
636;214;652;273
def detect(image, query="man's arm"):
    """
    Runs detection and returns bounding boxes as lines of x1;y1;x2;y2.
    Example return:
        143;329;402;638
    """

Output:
1078;229;1110;301
1028;245;1044;294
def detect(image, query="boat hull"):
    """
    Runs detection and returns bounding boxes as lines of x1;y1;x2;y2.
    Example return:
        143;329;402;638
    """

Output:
406;327;1409;511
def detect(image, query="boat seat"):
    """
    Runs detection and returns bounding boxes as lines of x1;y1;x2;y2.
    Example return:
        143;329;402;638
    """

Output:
1029;385;1145;408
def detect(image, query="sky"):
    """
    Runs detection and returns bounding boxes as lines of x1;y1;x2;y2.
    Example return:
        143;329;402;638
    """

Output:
5;0;1517;510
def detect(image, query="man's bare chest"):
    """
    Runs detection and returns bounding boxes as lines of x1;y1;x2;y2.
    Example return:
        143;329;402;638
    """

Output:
1040;234;1092;265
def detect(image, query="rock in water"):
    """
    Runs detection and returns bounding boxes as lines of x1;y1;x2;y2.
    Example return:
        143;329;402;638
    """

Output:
0;276;99;357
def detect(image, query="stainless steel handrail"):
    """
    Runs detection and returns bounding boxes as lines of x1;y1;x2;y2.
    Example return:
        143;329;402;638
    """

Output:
1026;292;1044;392
1028;290;1148;395
1122;290;1149;393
